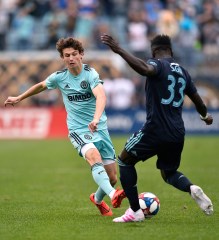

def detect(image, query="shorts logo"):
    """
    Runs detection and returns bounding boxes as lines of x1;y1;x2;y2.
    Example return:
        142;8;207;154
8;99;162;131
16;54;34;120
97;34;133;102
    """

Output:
84;134;92;140
80;81;88;89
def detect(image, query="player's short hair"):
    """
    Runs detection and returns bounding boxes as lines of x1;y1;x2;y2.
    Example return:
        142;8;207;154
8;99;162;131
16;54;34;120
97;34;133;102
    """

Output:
151;34;173;57
56;37;84;57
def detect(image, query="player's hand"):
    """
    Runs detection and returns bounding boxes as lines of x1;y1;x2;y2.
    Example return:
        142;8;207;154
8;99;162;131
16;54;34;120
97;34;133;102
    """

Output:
4;96;21;107
88;118;99;133
200;113;213;125
100;34;120;53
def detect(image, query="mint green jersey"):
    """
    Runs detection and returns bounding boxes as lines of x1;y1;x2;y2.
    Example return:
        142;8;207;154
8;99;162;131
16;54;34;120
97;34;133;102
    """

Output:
45;64;107;132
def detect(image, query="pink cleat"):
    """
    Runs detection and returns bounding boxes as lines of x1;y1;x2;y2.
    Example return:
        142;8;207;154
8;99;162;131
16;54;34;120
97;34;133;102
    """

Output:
113;208;145;223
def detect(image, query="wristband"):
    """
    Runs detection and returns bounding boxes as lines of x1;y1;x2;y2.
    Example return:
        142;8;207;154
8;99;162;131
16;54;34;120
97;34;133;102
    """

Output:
200;113;209;120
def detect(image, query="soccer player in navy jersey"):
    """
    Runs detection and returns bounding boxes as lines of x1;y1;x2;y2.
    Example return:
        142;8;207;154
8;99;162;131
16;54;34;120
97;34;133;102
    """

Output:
4;37;126;216
101;34;214;222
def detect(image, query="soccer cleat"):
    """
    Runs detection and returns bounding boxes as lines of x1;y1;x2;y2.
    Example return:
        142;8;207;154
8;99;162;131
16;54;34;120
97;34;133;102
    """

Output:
190;185;213;215
90;193;113;216
113;208;145;223
111;189;126;208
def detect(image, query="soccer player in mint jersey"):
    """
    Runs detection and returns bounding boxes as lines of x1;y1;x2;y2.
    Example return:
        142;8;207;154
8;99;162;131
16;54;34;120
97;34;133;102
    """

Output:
4;37;126;216
101;34;214;222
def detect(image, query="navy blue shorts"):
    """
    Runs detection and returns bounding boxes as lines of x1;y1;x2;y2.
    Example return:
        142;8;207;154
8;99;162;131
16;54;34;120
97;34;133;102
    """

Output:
124;129;184;171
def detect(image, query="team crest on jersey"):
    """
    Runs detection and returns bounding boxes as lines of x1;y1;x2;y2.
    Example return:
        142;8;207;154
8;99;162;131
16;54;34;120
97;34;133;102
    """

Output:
80;81;88;89
84;134;92;140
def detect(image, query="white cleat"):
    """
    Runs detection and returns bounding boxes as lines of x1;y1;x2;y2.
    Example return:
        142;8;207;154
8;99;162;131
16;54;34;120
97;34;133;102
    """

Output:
113;208;145;223
190;185;213;215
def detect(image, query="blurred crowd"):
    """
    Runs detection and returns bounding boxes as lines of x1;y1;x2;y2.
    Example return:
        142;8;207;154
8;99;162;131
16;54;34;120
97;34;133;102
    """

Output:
0;0;219;109
0;0;219;54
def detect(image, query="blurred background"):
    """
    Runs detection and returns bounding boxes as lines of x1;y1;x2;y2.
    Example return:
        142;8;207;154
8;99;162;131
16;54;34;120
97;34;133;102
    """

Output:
0;0;219;137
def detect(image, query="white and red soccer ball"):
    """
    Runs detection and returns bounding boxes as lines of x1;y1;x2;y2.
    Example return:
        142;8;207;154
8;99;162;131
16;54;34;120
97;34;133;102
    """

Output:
139;192;160;218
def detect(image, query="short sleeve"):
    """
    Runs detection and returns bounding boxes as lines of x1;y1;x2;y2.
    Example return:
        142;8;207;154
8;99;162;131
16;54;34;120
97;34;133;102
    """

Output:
147;58;162;75
88;68;103;89
45;72;58;89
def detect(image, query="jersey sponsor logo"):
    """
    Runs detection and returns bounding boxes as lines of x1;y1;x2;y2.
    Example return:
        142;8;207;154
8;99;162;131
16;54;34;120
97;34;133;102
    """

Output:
84;134;92;140
67;92;92;102
80;81;88;89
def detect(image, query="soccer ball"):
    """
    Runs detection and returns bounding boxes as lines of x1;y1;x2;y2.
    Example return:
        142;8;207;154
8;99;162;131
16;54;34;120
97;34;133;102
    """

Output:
139;192;160;218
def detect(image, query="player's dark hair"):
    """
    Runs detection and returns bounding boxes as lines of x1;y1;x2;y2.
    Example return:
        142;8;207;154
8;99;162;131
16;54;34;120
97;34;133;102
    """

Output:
56;37;84;57
151;34;173;57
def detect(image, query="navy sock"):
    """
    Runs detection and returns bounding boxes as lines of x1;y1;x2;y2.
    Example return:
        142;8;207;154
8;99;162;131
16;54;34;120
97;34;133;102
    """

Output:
166;171;192;192
119;164;140;212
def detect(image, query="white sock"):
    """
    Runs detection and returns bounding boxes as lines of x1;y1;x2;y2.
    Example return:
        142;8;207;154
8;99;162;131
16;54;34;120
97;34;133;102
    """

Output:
109;189;116;199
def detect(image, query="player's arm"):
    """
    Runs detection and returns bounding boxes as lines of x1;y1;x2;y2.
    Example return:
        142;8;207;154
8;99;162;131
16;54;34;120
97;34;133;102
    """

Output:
88;84;107;133
101;34;156;76
189;92;213;125
4;80;47;107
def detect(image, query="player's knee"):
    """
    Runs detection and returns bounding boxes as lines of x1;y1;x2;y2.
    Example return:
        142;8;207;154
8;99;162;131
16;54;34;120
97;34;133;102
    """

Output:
84;147;102;166
118;149;138;166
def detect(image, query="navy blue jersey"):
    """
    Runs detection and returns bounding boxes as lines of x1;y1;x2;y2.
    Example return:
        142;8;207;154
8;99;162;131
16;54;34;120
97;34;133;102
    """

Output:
143;58;197;142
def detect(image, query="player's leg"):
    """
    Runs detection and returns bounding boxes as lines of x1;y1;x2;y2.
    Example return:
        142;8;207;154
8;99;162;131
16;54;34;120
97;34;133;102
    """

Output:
83;145;114;216
69;132;114;215
104;161;117;186
114;148;148;222
94;130;118;202
83;143;125;211
93;161;117;205
161;169;192;192
118;149;140;212
96;130;126;208
158;141;192;191
113;149;145;222
161;169;213;215
83;145;115;197
70;131;118;198
69;131;125;214
113;130;155;222
158;142;213;215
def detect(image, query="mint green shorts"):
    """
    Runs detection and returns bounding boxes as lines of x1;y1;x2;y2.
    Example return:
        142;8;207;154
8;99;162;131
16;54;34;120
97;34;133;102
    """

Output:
69;129;116;161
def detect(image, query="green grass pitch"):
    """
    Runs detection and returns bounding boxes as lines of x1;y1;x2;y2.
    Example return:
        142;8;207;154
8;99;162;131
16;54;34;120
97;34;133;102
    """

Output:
0;136;219;240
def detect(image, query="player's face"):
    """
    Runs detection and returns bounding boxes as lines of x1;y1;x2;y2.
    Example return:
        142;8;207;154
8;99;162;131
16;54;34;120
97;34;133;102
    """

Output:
62;48;84;69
